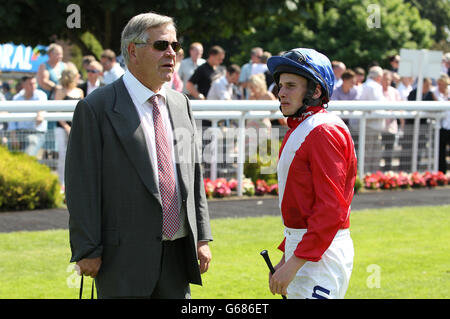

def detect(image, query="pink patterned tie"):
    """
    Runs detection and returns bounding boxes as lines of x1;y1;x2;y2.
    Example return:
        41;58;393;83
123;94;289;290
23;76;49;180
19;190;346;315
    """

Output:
149;94;180;239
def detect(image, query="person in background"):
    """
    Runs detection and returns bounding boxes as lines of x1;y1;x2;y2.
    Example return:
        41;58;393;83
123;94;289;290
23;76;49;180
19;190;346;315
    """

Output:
397;76;413;101
100;49;125;85
239;47;264;99
434;74;449;174
331;61;346;88
80;55;96;80
246;73;276;142
0;85;7;145
388;54;400;73
353;67;365;99
433;74;449;102
78;60;104;97
331;70;357;101
54;62;84;187
381;70;401;171
1;82;13;100
186;45;225;100
178;42;206;95
399;78;436;171
206;64;240;100
37;43;66;99
164;47;184;92
358;66;385;173
8;76;48;156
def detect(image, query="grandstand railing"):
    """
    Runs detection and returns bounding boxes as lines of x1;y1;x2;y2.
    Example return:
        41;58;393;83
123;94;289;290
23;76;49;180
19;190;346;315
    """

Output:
0;100;448;196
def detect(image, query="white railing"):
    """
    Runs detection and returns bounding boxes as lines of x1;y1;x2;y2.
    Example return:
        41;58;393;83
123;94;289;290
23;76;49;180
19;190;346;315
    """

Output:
1;100;448;196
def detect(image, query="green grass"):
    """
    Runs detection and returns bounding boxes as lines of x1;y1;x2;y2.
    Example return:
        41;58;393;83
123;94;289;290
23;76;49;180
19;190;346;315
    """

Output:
0;205;449;299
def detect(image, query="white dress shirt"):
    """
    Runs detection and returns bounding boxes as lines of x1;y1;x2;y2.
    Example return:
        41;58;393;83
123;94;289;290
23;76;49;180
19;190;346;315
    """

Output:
87;79;101;96
103;63;125;85
207;75;233;100
358;78;386;132
122;70;186;239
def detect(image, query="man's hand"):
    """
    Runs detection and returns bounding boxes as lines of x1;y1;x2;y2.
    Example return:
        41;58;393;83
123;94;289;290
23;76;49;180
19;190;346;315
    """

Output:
76;257;102;278
269;255;306;296
197;241;212;274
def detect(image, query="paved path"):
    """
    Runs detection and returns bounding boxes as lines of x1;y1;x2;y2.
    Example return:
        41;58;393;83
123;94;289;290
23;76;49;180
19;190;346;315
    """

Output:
0;187;449;233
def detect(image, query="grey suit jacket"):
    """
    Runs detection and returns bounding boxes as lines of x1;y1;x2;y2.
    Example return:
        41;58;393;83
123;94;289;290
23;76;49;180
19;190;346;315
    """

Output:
66;77;212;297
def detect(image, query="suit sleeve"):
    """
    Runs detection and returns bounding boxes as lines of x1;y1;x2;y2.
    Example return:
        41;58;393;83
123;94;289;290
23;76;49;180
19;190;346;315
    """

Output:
184;95;213;242
66;99;103;262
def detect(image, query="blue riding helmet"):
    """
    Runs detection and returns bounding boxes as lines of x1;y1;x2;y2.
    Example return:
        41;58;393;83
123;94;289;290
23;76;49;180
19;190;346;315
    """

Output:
267;48;335;102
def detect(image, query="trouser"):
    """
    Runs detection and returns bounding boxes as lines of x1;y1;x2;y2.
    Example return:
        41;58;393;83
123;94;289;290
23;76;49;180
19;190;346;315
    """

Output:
21;131;46;157
55;127;68;186
98;237;191;299
284;228;354;299
365;127;382;173
381;132;396;171
439;128;450;174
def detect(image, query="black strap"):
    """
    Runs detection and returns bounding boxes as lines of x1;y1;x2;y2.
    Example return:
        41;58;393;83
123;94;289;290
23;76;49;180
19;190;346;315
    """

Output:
79;275;95;299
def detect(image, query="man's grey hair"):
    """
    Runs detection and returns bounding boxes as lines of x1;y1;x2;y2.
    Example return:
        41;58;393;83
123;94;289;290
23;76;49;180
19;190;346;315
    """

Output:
121;12;175;65
368;66;383;80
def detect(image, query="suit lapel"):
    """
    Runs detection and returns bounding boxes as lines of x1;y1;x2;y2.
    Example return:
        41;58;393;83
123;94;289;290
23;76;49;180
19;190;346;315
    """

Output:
106;78;161;204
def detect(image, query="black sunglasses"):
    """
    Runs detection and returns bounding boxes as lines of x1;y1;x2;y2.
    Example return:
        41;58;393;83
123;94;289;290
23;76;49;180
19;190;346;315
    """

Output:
135;40;181;52
86;69;100;73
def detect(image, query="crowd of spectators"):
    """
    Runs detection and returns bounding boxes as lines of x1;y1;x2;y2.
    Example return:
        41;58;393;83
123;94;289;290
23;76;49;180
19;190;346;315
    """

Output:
0;42;449;179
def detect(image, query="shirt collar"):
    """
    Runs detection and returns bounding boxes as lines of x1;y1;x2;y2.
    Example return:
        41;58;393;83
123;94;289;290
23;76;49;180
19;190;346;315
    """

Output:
123;70;167;105
287;106;325;129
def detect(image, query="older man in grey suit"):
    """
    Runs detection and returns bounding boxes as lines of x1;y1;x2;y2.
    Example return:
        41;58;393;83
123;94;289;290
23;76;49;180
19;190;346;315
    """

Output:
66;12;212;299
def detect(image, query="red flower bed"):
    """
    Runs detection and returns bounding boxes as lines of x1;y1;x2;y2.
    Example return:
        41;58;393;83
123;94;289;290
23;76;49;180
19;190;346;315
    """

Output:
203;178;278;198
363;171;449;191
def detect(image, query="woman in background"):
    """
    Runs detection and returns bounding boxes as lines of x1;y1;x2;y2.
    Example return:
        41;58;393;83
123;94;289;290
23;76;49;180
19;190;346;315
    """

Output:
54;62;84;188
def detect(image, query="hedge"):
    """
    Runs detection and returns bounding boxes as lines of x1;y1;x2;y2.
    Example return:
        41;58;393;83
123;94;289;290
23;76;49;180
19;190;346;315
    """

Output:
0;146;62;211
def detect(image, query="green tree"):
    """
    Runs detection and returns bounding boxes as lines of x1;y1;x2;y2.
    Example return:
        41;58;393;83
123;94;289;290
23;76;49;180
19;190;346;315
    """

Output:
0;0;278;57
0;0;438;70
234;0;436;69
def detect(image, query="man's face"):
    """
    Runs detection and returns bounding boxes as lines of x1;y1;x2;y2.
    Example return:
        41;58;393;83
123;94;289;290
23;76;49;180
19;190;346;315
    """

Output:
130;24;177;90
342;77;355;89
382;73;392;88
210;53;225;66
23;78;36;95
100;57;112;71
49;48;63;64
190;46;203;61
228;71;240;84
333;65;345;79
437;79;448;92
86;65;101;82
278;73;308;116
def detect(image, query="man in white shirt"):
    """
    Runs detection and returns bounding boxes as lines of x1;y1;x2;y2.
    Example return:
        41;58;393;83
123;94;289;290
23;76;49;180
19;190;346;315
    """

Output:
239;47;263;99
332;61;346;88
100;49;125;85
178;42;206;95
358;66;385;173
206;64;240;100
8;76;48;156
66;12;212;299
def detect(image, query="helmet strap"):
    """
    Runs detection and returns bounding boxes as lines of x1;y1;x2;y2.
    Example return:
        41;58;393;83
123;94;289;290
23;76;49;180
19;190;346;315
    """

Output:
279;79;322;118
